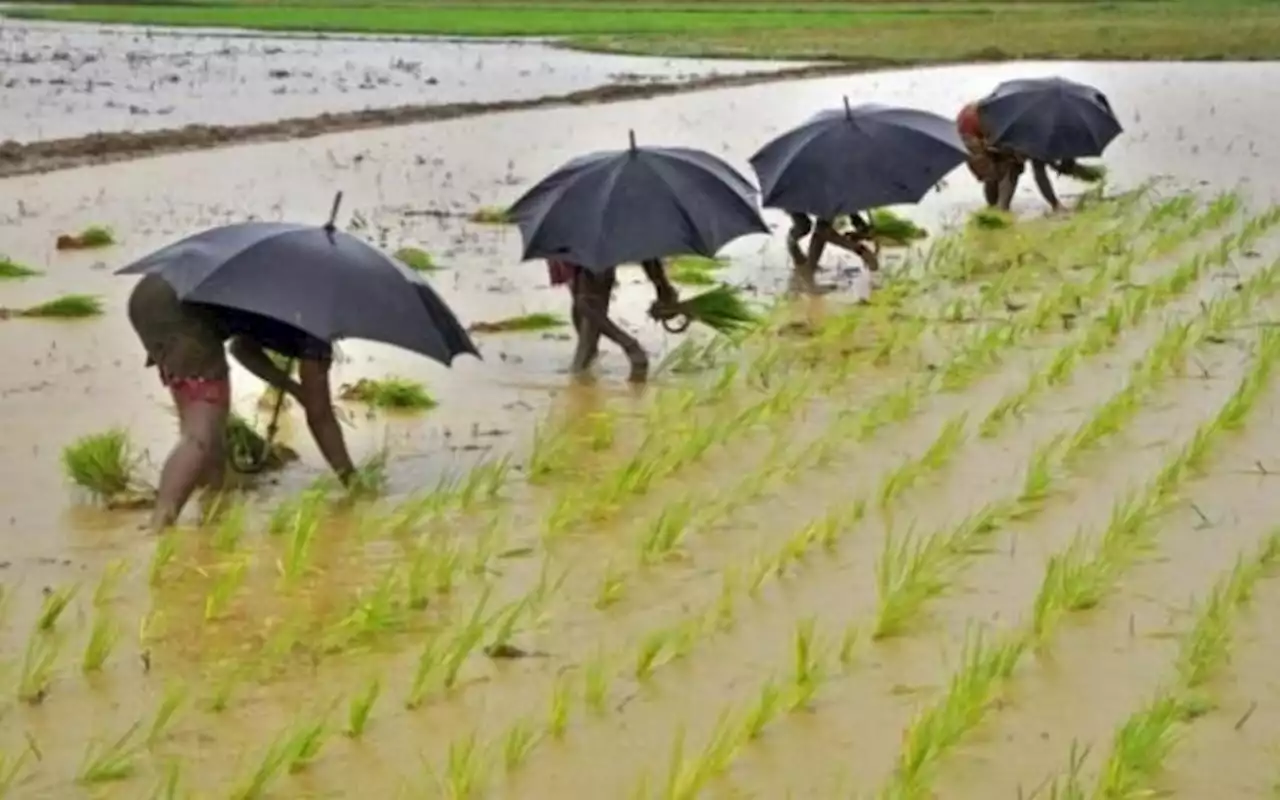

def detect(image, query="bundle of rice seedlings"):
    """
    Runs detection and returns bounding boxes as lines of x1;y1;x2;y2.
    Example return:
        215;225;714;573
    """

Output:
17;294;104;319
61;428;155;508
393;246;437;272
55;226;116;250
226;413;299;473
1060;160;1107;183
468;206;511;224
970;208;1014;230
338;377;436;410
867;209;929;246
667;255;727;286
0;256;40;279
468;312;566;333
669;285;760;334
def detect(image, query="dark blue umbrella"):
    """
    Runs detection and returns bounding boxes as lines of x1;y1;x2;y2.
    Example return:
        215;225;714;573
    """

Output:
507;130;769;273
749;99;967;219
977;76;1122;162
115;195;479;366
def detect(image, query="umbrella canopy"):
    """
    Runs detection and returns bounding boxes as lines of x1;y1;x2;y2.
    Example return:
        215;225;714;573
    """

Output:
115;219;480;366
976;76;1122;162
507;130;769;273
749;99;968;219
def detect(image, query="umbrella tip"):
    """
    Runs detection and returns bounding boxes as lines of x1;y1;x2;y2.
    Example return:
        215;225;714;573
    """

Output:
843;96;852;119
628;129;637;152
326;191;343;232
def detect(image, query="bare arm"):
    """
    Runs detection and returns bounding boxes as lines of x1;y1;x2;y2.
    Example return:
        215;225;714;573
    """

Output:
641;259;679;306
228;336;302;397
1032;160;1061;211
298;357;356;484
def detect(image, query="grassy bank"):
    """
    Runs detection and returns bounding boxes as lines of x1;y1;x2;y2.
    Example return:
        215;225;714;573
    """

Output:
5;0;1279;62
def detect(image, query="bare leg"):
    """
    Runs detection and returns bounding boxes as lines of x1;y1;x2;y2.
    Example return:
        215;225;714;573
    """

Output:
577;271;648;382
150;398;228;531
983;179;1000;207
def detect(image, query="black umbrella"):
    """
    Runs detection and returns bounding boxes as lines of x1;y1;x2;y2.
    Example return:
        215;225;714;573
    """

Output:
115;194;480;367
976;76;1122;162
749;99;968;220
507;130;769;273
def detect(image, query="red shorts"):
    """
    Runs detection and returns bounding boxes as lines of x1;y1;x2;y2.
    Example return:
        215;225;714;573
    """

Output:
547;259;579;287
161;372;231;408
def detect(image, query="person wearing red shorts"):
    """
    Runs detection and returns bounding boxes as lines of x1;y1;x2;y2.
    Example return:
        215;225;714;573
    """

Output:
957;101;1092;213
127;273;353;530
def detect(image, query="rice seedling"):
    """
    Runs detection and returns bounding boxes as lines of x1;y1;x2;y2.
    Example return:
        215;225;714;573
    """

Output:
37;583;78;631
547;672;573;739
205;663;241;713
77;721;144;784
147;759;183;800
82;611;120;673
0;744;35;796
282;709;333;773
788;618;826;711
204;557;248;621
889;629;1027;795
595;560;628;609
666;285;760;334
393;245;437;271
13;293;104;318
743;677;784;740
339;376;436;410
1092;694;1190;798
635;628;671;681
56;225;115;249
61;428;150;503
340;675;382;739
149;530;179;585
0;255;40;278
970;208;1014;230
501;718;540;772
228;732;292;800
405;637;442;710
211;497;249;552
467;311;567;333
148;682;186;747
468;206;510;224
873;524;951;639
226;412;299;471
437;732;487;799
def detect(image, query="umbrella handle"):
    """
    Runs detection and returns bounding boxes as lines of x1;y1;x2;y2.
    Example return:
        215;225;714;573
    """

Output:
661;315;693;334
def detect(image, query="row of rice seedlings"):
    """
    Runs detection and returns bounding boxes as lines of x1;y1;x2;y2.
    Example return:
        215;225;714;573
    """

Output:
74;686;185;785
873;254;1280;639
598;210;1209;609
981;210;1278;438
877;325;1280;797
1039;531;1280;799
533;193;1152;494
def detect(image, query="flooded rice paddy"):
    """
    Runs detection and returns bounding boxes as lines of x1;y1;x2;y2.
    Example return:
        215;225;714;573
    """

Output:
0;19;807;143
3;57;1280;797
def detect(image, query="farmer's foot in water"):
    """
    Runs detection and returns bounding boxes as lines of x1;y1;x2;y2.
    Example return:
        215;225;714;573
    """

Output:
626;351;650;383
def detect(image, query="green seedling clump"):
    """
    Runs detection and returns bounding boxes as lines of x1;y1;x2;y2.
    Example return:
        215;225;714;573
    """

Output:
339;377;437;410
56;226;116;250
61;428;154;507
0;256;40;279
467;312;567;333
969;208;1014;230
393;246;437;272
7;294;104;319
669;285;760;334
225;413;299;472
867;208;929;245
667;255;728;286
469;206;511;224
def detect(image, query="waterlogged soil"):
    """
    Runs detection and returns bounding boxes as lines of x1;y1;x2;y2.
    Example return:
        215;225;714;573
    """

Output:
0;18;812;150
2;62;1280;797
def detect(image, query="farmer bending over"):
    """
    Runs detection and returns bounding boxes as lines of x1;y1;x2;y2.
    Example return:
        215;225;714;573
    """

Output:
786;212;880;281
547;257;679;383
958;100;1096;213
127;274;355;531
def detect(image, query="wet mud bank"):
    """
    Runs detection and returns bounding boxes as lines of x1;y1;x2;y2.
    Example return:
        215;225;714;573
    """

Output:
0;62;856;178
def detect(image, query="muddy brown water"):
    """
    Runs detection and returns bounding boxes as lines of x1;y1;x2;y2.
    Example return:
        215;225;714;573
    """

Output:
2;60;1280;798
0;18;809;143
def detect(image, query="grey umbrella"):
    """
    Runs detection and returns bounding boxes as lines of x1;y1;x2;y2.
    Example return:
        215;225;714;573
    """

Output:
977;76;1122;162
749;99;968;220
507;130;769;273
115;196;479;366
